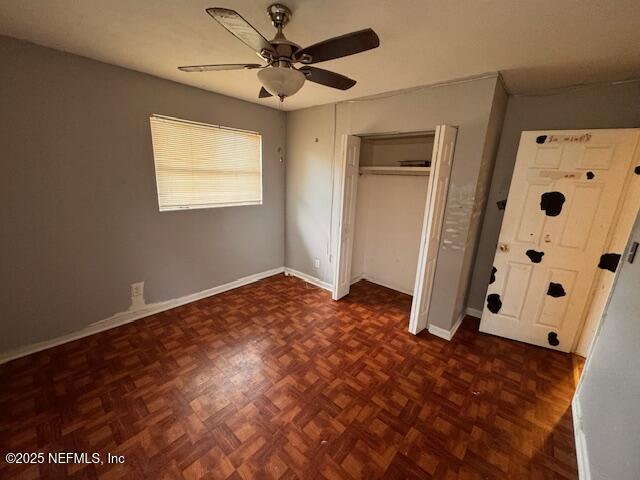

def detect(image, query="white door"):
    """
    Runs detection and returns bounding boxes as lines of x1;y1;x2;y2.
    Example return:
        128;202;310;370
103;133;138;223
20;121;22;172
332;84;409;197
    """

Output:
409;125;457;334
480;129;640;352
333;135;361;300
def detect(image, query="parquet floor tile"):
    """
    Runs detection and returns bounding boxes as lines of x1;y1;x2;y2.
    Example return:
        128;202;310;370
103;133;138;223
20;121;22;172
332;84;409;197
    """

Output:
0;275;580;479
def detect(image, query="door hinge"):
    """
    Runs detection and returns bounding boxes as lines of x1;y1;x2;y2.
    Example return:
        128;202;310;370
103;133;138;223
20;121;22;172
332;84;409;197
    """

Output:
628;241;639;264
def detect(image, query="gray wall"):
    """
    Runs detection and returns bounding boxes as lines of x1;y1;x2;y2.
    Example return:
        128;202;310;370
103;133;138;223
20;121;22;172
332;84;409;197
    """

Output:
285;104;336;283
468;81;640;311
0;36;285;353
285;75;504;331
574;213;640;480
452;79;507;321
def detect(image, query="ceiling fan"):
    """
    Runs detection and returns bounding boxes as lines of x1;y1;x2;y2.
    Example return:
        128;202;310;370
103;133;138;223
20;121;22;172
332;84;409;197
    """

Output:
178;4;380;101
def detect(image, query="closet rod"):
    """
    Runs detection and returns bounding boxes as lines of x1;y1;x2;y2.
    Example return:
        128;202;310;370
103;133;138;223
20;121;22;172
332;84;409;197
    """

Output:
359;166;430;176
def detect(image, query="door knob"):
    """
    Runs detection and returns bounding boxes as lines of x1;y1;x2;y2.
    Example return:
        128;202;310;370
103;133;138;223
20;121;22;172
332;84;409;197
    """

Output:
499;243;509;252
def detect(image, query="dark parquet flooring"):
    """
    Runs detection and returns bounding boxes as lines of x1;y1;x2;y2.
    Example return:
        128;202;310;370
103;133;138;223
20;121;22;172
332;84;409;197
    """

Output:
0;274;579;479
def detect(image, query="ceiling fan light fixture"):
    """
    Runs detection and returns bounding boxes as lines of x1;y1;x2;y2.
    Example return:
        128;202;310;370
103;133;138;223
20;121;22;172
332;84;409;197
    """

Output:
257;67;305;100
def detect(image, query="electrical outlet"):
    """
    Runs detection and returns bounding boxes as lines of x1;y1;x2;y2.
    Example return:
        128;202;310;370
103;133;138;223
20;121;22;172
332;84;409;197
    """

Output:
131;282;144;298
130;281;145;310
314;258;320;269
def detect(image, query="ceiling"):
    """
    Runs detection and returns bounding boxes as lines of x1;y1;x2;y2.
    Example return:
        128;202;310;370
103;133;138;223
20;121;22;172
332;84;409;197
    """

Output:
1;0;639;111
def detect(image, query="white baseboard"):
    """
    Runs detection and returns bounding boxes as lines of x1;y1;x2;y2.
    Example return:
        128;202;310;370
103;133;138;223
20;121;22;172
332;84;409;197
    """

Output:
0;267;285;365
427;313;464;341
427;324;453;341
450;313;464;338
284;268;333;291
465;306;483;318
572;396;591;480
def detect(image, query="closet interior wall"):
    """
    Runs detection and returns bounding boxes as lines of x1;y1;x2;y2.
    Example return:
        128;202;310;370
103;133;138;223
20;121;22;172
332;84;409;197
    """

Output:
352;133;435;295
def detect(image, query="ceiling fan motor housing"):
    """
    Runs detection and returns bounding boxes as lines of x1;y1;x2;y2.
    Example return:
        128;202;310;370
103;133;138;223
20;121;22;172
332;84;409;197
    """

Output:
268;4;292;29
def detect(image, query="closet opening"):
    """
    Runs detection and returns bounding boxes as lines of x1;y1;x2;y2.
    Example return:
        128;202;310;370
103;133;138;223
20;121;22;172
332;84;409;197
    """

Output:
332;125;458;334
351;132;434;296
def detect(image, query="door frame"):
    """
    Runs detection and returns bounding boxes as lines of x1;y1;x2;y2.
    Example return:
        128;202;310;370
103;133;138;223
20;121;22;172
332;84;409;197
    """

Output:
408;125;457;334
331;134;361;300
330;126;453;335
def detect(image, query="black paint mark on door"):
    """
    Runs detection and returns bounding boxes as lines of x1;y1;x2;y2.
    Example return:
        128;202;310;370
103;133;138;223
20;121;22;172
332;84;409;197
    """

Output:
489;267;497;284
487;294;502;314
547;282;566;297
548;332;560;347
526;250;544;263
536;135;547;144
598;253;621;273
586;171;595;180
540;191;566;217
635;166;640;175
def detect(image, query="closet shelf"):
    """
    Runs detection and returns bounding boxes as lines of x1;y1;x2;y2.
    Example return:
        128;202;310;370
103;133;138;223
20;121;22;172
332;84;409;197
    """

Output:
359;166;431;176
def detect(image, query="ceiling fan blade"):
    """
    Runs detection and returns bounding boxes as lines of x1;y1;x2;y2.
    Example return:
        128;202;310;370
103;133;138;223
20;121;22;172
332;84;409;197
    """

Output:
258;87;273;98
295;28;379;64
299;66;356;90
178;63;263;72
206;8;274;56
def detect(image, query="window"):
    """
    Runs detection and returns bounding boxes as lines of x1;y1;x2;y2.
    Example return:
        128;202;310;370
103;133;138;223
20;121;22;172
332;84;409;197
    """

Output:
149;115;262;211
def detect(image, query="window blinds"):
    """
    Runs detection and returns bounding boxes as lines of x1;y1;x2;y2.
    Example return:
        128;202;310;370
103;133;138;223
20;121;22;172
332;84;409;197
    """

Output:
149;115;262;211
